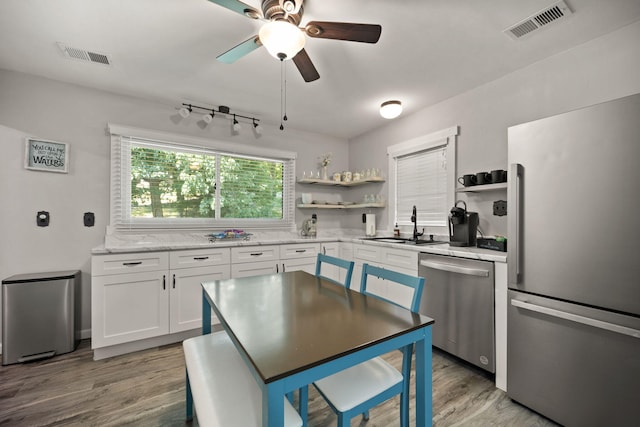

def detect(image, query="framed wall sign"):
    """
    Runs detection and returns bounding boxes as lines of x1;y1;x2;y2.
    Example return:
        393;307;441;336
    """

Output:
24;138;69;173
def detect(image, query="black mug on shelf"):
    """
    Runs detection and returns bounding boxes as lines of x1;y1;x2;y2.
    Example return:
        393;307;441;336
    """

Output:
491;169;507;183
476;172;492;185
457;174;477;187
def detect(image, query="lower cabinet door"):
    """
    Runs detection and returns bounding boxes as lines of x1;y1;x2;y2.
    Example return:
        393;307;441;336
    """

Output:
282;258;316;275
92;271;169;348
231;260;278;278
170;265;230;333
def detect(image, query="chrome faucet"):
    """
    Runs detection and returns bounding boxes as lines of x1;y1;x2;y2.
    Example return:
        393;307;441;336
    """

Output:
411;205;424;241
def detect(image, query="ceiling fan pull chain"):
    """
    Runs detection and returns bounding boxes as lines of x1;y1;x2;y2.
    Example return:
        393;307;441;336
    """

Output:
280;59;285;130
283;59;288;123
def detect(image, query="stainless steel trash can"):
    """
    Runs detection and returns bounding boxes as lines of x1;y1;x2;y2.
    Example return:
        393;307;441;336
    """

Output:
2;270;81;365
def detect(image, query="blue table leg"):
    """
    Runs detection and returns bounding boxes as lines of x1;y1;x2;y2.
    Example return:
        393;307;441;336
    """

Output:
263;381;285;427
299;385;308;427
415;326;433;427
202;288;212;335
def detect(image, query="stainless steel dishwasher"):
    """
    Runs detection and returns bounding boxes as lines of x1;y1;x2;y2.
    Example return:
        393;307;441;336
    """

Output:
418;253;495;372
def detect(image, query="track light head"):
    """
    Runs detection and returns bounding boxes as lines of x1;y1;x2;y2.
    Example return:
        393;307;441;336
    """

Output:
203;110;215;124
179;104;193;118
233;115;242;132
253;119;263;135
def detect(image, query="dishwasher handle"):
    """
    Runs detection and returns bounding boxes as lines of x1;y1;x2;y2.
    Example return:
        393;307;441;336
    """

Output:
420;259;490;277
511;299;640;339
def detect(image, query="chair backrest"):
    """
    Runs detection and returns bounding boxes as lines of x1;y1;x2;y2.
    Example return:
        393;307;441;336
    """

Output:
315;253;355;288
359;263;425;312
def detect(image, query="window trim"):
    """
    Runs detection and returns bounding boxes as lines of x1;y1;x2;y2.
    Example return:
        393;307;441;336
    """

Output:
386;126;459;232
108;124;297;232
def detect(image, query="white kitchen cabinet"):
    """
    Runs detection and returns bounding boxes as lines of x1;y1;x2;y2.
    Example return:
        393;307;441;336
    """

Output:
92;248;230;350
231;260;279;278
231;245;280;278
169;248;231;332
280;243;320;274
351;243;418;308
316;242;340;282
91;252;170;348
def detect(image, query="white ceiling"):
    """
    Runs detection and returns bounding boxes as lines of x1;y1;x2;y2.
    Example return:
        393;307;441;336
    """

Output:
1;0;640;139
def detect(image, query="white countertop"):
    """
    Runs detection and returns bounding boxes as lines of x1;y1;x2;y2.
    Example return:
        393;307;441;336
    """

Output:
93;231;507;263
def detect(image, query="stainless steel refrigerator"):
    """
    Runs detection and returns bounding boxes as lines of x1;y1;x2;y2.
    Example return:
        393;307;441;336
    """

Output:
507;93;640;427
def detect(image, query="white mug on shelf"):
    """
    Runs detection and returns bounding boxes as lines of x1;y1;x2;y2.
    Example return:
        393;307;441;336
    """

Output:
301;193;312;204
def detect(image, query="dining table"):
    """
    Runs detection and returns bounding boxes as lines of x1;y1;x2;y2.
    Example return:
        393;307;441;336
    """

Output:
201;270;435;427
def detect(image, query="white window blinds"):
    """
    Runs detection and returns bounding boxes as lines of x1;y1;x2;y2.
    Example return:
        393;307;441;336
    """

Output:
387;126;458;230
109;125;295;231
396;146;448;226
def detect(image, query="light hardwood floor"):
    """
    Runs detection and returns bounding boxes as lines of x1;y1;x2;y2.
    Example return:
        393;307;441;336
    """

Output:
0;340;557;426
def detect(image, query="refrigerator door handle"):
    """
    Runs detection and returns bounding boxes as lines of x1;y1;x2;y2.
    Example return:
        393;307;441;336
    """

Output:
511;298;640;339
420;260;489;277
508;163;524;284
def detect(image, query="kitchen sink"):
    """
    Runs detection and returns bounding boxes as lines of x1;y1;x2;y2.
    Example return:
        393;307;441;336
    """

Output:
364;237;447;246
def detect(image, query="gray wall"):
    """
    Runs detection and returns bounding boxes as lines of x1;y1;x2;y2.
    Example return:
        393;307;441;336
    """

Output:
348;20;640;237
1;19;639;342
0;72;348;337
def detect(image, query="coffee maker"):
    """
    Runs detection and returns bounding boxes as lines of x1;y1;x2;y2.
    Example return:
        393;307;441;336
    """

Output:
448;201;479;247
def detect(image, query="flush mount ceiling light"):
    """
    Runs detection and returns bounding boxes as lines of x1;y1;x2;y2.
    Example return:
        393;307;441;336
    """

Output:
380;100;402;119
259;20;306;61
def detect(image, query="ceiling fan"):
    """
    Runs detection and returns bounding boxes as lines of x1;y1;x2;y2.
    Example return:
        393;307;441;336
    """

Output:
206;0;382;82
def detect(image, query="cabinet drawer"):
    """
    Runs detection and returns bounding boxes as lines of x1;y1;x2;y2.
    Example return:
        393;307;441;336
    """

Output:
92;252;169;276
353;244;381;263
381;247;418;272
280;243;320;260
231;245;279;263
170;248;230;269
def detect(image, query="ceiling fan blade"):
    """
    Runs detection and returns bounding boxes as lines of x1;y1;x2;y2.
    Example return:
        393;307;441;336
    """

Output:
304;21;382;43
217;36;262;64
292;49;320;82
206;0;261;19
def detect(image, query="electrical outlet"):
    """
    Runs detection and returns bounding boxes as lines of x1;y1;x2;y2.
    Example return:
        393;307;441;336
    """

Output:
84;212;95;227
493;200;507;216
37;211;50;227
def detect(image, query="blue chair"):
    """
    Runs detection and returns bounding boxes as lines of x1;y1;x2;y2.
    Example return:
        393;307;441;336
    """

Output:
312;263;425;427
315;253;355;288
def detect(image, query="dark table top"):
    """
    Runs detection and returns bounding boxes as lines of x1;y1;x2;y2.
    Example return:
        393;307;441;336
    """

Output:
202;270;434;383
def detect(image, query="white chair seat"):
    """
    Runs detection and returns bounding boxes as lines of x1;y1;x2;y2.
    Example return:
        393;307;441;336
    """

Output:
313;356;403;412
184;333;302;427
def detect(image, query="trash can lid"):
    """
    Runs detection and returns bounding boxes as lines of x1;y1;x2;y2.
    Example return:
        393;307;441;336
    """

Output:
2;270;80;284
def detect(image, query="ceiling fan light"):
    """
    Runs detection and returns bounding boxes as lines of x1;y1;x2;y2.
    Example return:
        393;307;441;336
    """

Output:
380;100;402;119
259;20;305;60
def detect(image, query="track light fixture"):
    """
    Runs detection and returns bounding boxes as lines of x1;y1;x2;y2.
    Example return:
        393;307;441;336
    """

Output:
176;103;260;134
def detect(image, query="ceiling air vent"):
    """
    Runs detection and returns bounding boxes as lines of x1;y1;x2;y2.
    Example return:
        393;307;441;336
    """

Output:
504;1;573;40
57;42;112;66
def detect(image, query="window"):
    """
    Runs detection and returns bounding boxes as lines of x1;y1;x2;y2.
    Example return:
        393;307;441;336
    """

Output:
109;125;295;230
387;126;458;230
